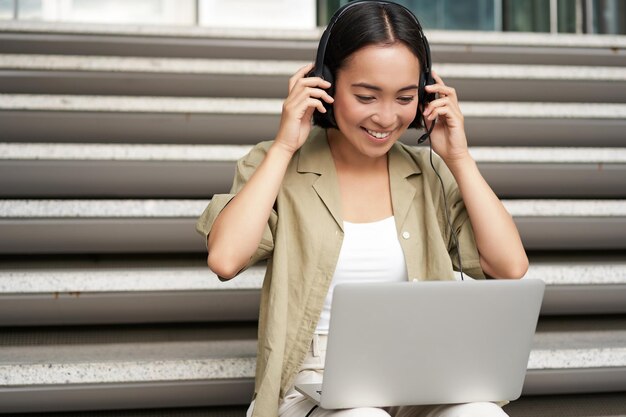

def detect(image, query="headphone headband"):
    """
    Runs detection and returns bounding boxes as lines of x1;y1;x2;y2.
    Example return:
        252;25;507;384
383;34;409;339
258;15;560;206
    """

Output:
313;1;431;80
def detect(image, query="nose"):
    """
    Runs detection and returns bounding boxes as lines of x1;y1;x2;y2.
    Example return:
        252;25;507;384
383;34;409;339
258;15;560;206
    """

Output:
370;102;397;128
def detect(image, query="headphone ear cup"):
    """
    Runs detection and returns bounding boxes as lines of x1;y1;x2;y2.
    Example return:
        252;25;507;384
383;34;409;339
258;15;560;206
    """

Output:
424;73;436;104
411;72;436;129
418;72;436;106
418;73;426;106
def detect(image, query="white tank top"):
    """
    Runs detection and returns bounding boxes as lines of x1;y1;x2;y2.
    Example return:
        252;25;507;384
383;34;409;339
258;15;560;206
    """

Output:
315;216;408;334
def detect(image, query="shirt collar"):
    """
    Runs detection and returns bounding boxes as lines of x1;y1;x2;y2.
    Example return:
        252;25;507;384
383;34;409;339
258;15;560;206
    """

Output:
296;127;334;175
297;128;423;178
297;128;343;229
296;128;423;231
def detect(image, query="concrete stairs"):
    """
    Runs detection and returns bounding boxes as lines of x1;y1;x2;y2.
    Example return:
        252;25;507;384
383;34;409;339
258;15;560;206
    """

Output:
0;21;625;415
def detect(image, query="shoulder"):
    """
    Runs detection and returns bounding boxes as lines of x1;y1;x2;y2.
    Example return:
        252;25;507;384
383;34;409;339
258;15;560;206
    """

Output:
229;141;275;187
235;140;275;172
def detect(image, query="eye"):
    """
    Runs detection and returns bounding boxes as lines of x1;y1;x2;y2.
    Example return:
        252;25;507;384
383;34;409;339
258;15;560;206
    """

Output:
355;95;375;103
398;96;416;104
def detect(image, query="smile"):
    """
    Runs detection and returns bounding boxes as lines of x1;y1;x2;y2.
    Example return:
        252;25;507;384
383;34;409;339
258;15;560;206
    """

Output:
364;128;391;140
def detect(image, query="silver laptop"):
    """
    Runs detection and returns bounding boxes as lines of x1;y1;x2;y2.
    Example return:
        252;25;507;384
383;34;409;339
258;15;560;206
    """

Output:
295;279;545;409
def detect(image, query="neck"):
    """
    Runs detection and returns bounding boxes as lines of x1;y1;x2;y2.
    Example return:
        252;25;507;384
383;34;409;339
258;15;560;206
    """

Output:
327;129;388;172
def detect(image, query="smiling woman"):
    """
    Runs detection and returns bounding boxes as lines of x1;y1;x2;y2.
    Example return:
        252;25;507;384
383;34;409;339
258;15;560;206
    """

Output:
329;44;420;159
195;1;528;416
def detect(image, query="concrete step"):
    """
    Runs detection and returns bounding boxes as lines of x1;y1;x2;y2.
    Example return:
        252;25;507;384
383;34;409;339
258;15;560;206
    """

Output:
430;30;626;66
7;405;250;417
0;317;624;413
4;393;626;417
504;200;626;250
2;143;624;198
1;94;625;146
0;21;322;61
0;199;624;254
0;323;258;413
0;54;302;99
0;255;264;325
524;315;626;396
2;54;625;102
438;63;626;103
1;21;625;66
503;392;626;417
0;142;244;198
526;254;626;316
0;199;210;254
470;147;626;198
0;254;624;326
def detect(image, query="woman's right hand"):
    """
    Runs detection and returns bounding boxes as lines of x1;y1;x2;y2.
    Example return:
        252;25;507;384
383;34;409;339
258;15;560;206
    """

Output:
274;62;334;154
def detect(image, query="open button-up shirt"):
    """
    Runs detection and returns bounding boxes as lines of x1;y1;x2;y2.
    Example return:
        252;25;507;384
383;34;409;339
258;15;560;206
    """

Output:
196;128;485;417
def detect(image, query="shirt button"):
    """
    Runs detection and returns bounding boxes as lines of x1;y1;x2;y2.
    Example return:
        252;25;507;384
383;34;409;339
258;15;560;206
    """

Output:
402;231;410;239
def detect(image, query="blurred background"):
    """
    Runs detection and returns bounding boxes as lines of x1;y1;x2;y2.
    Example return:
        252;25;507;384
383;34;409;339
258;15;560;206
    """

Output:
1;0;625;34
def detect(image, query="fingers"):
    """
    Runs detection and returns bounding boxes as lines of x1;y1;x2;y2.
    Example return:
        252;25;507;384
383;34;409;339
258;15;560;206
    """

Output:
425;71;456;98
424;105;453;122
431;70;445;86
285;84;334;112
423;96;453;119
289;76;332;96
423;72;461;121
284;63;334;121
287;74;333;112
288;63;330;93
302;85;334;105
288;63;314;91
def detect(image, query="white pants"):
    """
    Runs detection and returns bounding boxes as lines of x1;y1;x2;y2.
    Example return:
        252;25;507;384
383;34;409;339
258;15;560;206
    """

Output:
247;334;509;417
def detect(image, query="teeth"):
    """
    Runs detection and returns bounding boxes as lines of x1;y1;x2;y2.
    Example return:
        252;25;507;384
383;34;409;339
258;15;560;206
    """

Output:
366;128;391;139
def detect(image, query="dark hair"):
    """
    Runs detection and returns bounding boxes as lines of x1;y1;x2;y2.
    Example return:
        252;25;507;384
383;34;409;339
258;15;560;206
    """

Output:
312;2;429;129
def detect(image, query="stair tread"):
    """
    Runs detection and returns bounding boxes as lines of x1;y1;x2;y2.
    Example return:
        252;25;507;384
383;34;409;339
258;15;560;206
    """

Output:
1;199;625;218
0;264;264;293
2;392;625;417
0;54;305;75
504;392;626;417
0;318;624;386
3;21;626;48
1;261;625;294
2;145;625;199
2;94;626;119
2;54;626;81
0;142;253;161
2;143;626;163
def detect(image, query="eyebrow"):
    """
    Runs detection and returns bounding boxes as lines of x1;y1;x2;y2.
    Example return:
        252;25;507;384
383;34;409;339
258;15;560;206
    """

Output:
351;82;419;93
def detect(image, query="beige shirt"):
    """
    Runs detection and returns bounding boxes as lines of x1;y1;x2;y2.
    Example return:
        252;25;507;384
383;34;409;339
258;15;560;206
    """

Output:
196;128;485;417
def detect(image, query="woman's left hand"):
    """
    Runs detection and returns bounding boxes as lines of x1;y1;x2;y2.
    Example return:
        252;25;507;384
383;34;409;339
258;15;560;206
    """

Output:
422;71;470;165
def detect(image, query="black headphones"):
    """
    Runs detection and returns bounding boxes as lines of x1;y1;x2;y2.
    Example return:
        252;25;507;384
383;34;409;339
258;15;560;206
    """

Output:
310;0;436;142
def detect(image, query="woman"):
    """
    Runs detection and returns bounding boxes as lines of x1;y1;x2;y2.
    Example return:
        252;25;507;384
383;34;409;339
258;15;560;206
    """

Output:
196;2;528;416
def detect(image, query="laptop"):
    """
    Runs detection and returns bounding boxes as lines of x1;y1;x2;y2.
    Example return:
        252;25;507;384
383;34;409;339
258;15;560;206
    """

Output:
295;279;545;409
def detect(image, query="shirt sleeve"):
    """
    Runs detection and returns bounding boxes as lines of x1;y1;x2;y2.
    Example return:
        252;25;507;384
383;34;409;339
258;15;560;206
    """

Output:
195;142;277;277
447;186;486;279
432;156;486;280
